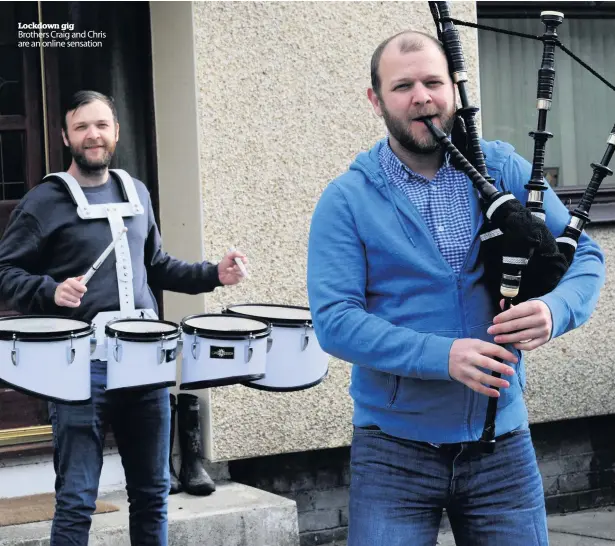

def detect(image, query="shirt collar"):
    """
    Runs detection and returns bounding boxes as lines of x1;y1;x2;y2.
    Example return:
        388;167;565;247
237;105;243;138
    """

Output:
380;139;451;183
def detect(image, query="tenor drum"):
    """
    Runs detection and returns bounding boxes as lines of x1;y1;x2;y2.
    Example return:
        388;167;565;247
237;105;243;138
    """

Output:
224;304;328;392
179;314;270;390
0;316;94;404
105;318;180;391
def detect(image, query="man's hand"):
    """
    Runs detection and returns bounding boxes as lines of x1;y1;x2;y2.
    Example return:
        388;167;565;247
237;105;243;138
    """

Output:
54;276;87;308
449;339;518;398
218;249;249;286
487;299;552;351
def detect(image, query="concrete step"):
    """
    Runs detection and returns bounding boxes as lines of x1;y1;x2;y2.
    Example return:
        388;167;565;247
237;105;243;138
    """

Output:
0;482;300;546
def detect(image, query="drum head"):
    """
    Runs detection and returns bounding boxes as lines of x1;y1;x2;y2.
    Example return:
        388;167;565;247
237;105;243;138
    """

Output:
0;316;93;341
225;304;312;327
105;319;180;341
181;314;270;340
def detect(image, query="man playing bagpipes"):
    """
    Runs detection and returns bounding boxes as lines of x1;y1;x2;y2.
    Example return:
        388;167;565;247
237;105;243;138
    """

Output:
307;24;605;546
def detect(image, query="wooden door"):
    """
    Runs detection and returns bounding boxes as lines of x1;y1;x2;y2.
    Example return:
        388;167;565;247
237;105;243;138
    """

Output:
0;2;52;446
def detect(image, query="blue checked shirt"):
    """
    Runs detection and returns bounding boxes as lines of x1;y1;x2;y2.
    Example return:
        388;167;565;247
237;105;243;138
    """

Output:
379;141;473;274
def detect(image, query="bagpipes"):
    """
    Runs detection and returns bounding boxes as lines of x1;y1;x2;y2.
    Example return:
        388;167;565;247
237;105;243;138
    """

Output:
426;2;615;452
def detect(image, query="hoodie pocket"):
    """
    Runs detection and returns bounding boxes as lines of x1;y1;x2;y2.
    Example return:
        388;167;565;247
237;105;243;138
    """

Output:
350;368;403;411
390;376;466;416
387;375;400;407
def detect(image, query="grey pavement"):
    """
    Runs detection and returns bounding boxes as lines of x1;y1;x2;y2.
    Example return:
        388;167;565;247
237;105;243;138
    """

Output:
336;507;615;545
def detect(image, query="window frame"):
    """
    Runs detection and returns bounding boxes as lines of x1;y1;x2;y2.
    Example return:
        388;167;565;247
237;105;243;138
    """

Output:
477;1;615;224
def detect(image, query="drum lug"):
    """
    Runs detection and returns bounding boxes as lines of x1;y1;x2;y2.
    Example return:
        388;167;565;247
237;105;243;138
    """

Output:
267;336;273;353
177;328;184;354
301;322;310;352
245;333;255;363
66;334;76;365
11;334;18;366
113;335;123;362
157;331;178;364
90;325;97;355
159;335;177;364
158;337;164;364
191;336;200;360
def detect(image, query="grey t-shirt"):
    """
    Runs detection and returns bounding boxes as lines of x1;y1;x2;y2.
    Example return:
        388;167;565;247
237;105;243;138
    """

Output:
0;172;221;322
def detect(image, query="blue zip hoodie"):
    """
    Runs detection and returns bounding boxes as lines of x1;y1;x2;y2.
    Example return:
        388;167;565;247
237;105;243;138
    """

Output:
307;138;605;443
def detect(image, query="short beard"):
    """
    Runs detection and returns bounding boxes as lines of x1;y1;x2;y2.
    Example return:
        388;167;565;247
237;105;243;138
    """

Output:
69;143;115;174
381;103;455;155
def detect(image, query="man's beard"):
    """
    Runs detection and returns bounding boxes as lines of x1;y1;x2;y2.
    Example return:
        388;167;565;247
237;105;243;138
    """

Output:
69;141;115;174
381;104;455;155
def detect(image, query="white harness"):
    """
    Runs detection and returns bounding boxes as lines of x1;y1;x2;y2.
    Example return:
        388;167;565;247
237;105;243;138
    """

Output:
44;169;158;360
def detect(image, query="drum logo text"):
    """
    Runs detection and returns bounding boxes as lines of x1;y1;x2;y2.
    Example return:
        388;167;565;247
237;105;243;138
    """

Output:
165;348;177;362
210;346;235;359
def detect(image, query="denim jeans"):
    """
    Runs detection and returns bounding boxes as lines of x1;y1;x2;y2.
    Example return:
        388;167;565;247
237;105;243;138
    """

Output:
48;360;170;546
348;426;548;546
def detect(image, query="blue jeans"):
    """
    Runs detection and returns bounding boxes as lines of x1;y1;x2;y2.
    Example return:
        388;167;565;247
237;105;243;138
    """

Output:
348;426;548;546
48;360;170;546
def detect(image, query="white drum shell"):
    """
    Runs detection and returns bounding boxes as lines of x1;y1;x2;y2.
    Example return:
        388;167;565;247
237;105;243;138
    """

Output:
180;334;268;389
0;336;91;402
248;324;328;390
106;337;178;391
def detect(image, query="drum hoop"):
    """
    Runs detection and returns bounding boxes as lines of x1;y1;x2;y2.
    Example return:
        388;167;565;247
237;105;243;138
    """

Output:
105;318;181;342
0;315;93;342
224;303;313;328
180;313;271;340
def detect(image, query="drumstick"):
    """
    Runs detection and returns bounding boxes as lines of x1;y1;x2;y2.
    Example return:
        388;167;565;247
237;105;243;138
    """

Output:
228;246;249;278
82;228;128;286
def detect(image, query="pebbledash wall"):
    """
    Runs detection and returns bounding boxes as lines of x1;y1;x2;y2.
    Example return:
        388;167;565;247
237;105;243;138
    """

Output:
149;1;615;542
151;0;482;463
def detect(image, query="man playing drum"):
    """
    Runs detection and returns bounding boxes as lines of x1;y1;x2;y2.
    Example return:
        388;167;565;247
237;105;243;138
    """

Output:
0;90;247;545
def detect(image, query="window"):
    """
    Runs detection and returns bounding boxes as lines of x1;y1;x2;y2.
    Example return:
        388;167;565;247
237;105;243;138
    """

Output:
477;1;615;223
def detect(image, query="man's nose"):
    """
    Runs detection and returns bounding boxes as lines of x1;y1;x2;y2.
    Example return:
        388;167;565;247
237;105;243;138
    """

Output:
85;126;100;139
411;84;432;105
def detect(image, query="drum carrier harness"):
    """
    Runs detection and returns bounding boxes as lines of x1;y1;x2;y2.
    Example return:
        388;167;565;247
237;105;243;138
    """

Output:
44;169;158;361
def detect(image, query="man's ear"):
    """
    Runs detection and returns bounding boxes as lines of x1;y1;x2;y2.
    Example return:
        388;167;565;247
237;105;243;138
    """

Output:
115;122;120;142
367;88;383;117
61;129;69;148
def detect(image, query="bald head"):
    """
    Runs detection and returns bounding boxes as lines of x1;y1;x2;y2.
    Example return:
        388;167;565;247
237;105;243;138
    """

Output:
370;31;448;97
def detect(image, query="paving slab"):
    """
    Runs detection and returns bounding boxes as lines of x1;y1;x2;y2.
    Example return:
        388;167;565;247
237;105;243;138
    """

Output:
337;508;615;545
548;508;615;542
435;530;615;545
